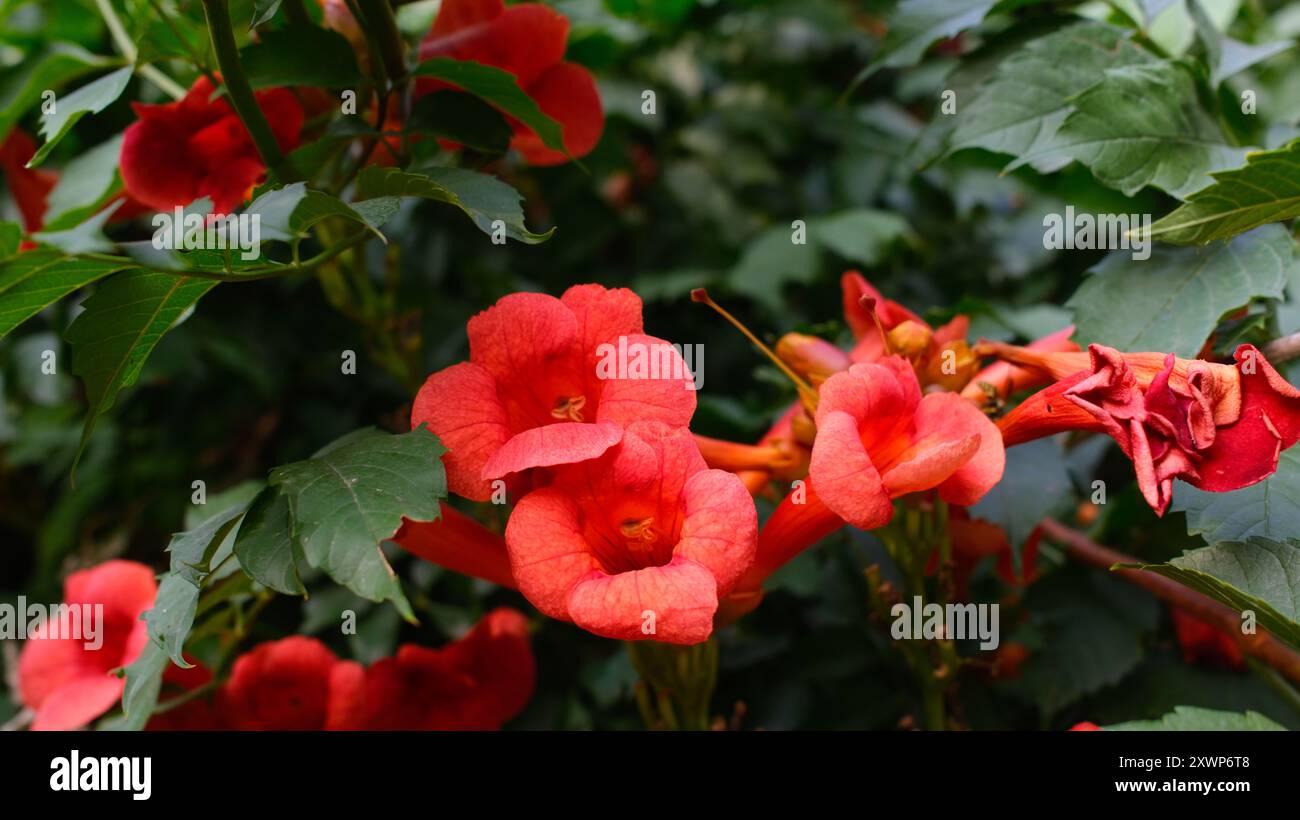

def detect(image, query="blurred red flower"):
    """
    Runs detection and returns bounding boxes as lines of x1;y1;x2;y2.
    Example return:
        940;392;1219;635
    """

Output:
330;608;536;730
0;128;57;232
1170;608;1245;670
417;0;603;164
18;560;157;731
506;421;756;644
120;76;303;213
219;636;360;731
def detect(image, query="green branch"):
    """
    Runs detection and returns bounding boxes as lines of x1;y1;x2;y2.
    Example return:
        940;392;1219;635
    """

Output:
200;0;301;183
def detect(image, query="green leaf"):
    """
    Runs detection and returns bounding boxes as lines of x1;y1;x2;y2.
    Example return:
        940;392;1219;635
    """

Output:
1105;705;1286;730
1050;61;1248;198
234;486;305;595
42;134;125;231
0;222;20;258
970;438;1071;573
809;209;909;267
1067;224;1291;357
241;28;363;89
32;200;120;254
250;0;284;28
246;183;387;242
119;641;168;731
858;0;995;82
1172;449;1300;543
1148;140;1300;244
356;166;554;243
411;58;566;155
726;224;821;313
1121;537;1300;649
30;67;133;167
0;251;136;339
1187;0;1291;86
268;426;449;619
949;22;1156;173
65;270;218;468
0;43;110;136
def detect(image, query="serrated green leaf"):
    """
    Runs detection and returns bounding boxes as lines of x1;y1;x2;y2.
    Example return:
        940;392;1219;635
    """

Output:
411;58;566;154
119;640;167;731
65;270;218;469
1172;449;1300;542
1122;536;1300;649
1067;224;1291;356
950;22;1156;173
408;90;512;154
32;199;120;254
0;251;136;339
42;134;125;231
241;28;363;89
1050;61;1248;198
1148;140;1300;244
234;486;305;595
268;426;448;619
1105;705;1286;730
356;166;554;243
30;67;132;167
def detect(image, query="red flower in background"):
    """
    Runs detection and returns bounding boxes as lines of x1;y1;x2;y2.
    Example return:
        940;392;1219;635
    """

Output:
331;608;535;730
417;0;604;165
0;128;57;232
506;421;757;644
18;560;157;731
145;662;224;731
411;284;696;501
120;76;303;213
810;357;1005;530
1170;608;1245;670
219;636;360;731
989;342;1300;515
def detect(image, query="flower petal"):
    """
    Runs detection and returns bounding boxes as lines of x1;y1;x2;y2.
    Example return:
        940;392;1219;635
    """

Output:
595;333;697;428
674;469;757;595
411;361;513;501
505;488;602;620
481;420;623;479
29;673;125;731
809;409;893;530
467;291;580;387
921;392;1006;505
567;556;718;644
512;61;604;165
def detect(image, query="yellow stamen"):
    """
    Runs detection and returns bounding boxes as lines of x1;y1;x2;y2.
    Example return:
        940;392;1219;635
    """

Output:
551;395;586;422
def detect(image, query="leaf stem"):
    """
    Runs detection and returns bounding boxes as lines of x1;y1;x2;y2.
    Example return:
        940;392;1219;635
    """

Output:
93;0;187;99
200;0;301;182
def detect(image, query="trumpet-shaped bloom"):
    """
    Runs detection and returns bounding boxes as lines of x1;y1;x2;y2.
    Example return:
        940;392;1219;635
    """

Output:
330;608;535;730
994;343;1300;515
120;76;303;213
411;284;696;501
417;0;603;164
505;421;757;644
219;636;361;731
810;356;1005;530
18;560;157;731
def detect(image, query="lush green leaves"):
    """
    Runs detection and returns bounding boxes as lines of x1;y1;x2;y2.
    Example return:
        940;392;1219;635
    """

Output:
65;271;219;467
1188;0;1292;86
234;487;304;595
0;43;109;136
970;438;1071;571
267;426;449;619
1148;140;1300;244
860;0;995;80
246;183;388;243
1172;449;1300;543
1105;705;1286;730
1124;537;1300;649
1051;61;1247;198
1067;224;1291;356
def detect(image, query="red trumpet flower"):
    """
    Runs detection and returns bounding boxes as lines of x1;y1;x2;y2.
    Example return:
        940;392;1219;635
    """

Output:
989;342;1300;515
411;284;696;502
417;0;603;165
18;560;157;731
810;356;1005;530
330;608;535;730
120;76;303;213
505;421;757;644
219;636;360;731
